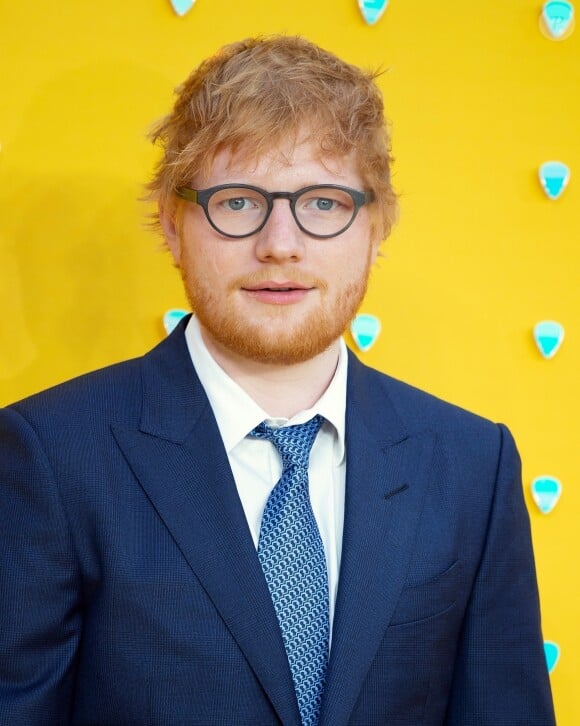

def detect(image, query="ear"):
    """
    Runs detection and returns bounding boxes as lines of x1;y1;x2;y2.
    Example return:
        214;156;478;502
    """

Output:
369;230;382;264
159;203;181;265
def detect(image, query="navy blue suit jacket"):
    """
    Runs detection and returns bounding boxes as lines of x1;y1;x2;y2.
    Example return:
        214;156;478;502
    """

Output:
0;322;555;725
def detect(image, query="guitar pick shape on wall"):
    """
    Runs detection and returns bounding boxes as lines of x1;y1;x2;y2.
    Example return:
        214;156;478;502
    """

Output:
358;0;389;25
544;642;560;674
351;314;381;352
539;162;570;200
533;321;565;359
163;309;189;335
540;1;575;40
531;476;562;514
170;0;196;17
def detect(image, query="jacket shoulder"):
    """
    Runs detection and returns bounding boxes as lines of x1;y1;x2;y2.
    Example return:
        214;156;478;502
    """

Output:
349;353;504;444
6;356;143;432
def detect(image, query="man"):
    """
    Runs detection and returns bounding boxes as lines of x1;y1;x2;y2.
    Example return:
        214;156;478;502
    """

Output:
0;36;555;725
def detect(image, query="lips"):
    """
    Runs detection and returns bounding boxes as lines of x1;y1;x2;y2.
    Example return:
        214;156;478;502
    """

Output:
242;281;313;305
243;281;312;292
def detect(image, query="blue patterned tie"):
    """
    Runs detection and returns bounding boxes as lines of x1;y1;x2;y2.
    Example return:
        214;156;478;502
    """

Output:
250;415;328;726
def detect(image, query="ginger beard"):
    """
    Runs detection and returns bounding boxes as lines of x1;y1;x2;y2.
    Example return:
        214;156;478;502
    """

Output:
178;245;375;365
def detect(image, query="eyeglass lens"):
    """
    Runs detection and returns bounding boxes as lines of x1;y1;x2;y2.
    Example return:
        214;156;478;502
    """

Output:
206;187;358;237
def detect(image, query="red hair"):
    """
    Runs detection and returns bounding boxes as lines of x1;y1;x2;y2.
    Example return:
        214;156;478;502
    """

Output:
147;35;397;239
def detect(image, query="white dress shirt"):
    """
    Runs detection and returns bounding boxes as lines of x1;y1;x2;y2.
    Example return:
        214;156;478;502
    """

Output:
184;315;347;635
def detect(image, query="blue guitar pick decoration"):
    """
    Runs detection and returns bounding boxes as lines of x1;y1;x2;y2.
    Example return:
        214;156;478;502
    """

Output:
358;0;389;25
541;1;575;39
351;314;381;352
170;0;195;16
163;308;188;335
533;320;565;359
531;476;562;514
544;641;560;674
539;161;570;199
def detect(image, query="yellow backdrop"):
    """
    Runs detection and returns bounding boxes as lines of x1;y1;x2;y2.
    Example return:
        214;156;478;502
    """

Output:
1;1;578;722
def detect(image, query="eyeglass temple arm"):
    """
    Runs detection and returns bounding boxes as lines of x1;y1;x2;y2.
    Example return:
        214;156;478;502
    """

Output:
175;188;198;203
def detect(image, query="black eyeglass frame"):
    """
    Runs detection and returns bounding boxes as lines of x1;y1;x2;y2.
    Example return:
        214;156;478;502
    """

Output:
175;183;375;239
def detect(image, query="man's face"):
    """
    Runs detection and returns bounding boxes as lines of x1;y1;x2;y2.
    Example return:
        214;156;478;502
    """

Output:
162;136;381;366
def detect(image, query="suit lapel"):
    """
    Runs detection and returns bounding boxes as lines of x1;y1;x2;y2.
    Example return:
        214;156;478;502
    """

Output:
111;322;301;726
320;354;436;726
111;327;435;726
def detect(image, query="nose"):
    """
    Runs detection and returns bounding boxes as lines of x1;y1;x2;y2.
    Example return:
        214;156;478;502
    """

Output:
254;199;305;263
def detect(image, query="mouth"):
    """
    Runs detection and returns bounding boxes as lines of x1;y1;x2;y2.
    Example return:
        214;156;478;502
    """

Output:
242;281;313;292
241;281;314;305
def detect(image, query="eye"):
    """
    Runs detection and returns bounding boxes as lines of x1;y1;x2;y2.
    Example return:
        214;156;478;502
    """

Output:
223;197;255;211
210;188;266;214
298;187;355;215
302;196;342;212
314;197;337;211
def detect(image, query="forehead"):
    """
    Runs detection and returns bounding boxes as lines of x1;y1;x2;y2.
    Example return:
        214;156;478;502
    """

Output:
198;136;362;188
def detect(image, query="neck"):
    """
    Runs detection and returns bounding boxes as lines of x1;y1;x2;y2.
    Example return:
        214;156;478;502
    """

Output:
199;326;341;419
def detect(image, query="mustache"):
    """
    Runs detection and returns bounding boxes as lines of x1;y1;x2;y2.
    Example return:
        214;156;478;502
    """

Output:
231;270;328;291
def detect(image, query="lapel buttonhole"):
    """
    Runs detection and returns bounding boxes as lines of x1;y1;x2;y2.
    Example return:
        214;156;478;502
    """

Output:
384;483;410;501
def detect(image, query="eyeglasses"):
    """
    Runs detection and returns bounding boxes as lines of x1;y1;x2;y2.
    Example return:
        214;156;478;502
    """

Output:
175;183;374;239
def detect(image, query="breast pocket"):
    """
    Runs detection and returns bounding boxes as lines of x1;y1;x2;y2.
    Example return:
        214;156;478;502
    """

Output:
389;560;463;627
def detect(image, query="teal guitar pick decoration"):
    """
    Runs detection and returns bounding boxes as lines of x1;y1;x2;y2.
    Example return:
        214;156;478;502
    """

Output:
358;0;389;25
163;309;189;335
539;161;570;199
531;476;562;514
170;0;195;16
544;641;560;674
351;314;381;352
541;1;575;39
533;320;565;359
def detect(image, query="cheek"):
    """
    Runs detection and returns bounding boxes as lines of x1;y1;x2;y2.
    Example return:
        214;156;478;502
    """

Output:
331;242;374;282
188;245;240;290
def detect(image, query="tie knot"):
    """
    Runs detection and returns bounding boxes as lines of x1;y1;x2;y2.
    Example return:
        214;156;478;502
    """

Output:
250;414;324;469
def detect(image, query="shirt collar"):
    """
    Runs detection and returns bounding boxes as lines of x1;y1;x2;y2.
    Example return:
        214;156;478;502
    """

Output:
184;315;347;464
